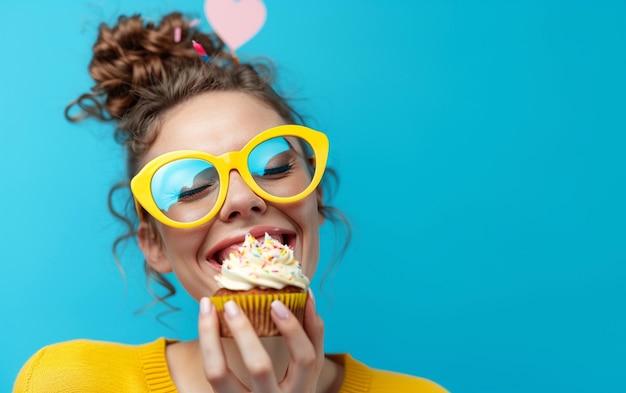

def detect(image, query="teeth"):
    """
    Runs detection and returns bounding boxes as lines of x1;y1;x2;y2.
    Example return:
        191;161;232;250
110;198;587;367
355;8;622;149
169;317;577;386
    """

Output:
214;233;287;264
259;233;284;244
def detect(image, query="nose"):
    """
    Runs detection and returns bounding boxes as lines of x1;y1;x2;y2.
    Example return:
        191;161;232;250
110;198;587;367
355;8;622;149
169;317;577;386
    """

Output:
218;170;267;221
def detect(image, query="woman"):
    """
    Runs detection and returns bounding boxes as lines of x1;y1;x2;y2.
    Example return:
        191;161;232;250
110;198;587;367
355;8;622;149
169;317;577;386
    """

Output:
14;11;447;392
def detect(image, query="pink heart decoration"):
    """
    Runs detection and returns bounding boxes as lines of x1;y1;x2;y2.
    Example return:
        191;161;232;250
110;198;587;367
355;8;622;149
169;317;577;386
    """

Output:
204;0;267;51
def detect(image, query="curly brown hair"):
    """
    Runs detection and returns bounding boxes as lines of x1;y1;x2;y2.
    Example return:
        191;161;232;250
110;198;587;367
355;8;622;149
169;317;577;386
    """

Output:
65;11;350;315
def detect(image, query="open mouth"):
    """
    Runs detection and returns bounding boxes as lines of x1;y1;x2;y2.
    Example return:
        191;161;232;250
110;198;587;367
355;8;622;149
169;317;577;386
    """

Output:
207;231;296;269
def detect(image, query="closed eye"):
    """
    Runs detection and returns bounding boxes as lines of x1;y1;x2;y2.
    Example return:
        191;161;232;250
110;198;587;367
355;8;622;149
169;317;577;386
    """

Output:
263;163;293;176
178;182;214;200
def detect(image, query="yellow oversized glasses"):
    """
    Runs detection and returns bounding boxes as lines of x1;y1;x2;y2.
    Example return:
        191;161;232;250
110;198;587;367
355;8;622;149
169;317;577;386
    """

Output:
130;125;329;229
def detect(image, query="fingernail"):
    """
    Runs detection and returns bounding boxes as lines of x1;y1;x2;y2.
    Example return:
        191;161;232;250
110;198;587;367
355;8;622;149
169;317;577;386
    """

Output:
271;300;290;320
308;287;316;306
224;300;240;318
200;297;212;316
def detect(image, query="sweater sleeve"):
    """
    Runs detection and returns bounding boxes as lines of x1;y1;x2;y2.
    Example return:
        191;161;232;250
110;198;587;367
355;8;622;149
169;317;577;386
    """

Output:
13;345;48;393
368;367;449;393
329;354;449;393
13;339;175;393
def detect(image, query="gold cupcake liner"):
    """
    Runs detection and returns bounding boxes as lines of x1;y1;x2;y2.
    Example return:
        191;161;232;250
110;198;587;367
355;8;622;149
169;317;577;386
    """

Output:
210;292;307;337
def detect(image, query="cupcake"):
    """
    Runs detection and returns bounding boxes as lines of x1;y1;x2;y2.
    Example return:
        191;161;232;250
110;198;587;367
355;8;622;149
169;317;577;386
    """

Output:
210;233;310;337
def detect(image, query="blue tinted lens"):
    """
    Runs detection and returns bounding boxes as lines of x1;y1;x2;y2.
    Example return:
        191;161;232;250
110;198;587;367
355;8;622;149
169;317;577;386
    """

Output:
248;136;315;198
248;137;290;175
151;159;218;220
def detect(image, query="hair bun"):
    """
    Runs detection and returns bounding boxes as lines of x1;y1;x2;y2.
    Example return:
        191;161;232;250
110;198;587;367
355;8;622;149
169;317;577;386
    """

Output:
82;12;222;120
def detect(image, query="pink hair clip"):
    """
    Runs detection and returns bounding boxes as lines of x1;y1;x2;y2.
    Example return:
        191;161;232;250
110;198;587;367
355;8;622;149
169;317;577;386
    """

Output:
174;27;182;43
192;40;210;62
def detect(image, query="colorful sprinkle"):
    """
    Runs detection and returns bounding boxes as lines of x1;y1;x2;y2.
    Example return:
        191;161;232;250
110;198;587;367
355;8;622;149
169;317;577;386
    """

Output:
215;232;309;290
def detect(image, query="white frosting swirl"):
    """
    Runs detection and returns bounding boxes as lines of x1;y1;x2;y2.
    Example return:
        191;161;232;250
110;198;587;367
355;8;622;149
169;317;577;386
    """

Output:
215;233;310;290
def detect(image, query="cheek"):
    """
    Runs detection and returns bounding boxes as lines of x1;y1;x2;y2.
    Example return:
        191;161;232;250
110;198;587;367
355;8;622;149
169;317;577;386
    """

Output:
297;195;323;279
302;240;320;280
158;226;205;260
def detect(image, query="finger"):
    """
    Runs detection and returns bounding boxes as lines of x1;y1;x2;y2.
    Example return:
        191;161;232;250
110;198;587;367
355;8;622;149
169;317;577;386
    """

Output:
198;297;246;392
222;300;279;393
270;299;319;391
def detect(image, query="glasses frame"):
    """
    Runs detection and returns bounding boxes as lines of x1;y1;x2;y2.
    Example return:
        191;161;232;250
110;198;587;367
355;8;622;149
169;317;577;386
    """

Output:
130;124;329;229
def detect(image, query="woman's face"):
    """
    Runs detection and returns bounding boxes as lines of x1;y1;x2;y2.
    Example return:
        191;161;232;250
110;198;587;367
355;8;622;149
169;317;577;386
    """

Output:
137;91;323;300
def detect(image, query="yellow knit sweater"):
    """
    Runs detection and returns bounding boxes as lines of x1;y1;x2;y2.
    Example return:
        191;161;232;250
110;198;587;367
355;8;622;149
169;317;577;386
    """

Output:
14;338;447;392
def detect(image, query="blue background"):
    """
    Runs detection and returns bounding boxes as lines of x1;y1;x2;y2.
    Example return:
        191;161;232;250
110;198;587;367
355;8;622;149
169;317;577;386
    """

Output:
2;1;625;392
